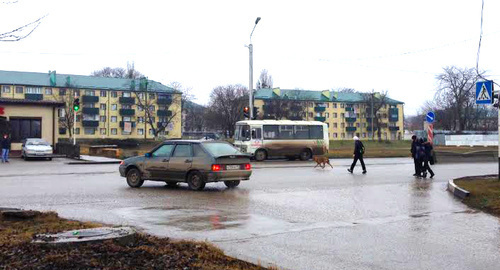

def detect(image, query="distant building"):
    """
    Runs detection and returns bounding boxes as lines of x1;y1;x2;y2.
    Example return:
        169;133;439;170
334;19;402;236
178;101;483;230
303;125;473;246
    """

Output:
0;70;182;152
254;88;405;140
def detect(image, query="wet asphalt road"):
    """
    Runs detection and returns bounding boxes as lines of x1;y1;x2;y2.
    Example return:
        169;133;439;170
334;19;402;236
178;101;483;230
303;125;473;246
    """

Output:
0;158;499;270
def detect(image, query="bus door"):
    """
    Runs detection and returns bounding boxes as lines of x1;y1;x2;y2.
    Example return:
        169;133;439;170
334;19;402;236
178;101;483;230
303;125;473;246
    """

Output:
251;127;263;150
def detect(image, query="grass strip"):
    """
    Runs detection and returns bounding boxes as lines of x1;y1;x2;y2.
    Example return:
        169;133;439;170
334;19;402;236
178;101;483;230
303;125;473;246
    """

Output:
455;176;500;216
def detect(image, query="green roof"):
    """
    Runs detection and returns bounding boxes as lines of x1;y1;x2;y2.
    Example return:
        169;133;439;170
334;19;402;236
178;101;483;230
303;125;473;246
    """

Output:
0;70;178;93
255;88;404;105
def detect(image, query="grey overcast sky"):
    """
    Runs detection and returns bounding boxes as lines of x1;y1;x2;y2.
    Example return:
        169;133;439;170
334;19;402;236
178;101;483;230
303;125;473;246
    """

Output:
1;0;499;115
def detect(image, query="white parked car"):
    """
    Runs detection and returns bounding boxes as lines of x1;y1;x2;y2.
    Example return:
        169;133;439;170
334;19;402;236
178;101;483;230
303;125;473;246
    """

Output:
22;138;53;160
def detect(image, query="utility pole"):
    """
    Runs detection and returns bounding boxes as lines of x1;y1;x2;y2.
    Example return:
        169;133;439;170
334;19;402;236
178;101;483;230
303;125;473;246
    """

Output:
248;17;261;119
371;93;374;141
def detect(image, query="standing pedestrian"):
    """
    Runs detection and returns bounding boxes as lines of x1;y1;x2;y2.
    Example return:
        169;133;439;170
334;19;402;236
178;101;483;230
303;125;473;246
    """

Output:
1;134;11;163
421;138;435;178
347;136;366;174
410;135;419;176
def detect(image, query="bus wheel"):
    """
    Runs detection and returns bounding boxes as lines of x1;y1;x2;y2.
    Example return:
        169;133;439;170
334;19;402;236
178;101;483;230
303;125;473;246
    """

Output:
299;149;312;161
255;150;267;161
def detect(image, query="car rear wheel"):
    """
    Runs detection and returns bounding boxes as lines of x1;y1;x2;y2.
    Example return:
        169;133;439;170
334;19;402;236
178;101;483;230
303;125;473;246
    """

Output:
187;171;206;191
254;149;267;161
126;168;144;188
299;149;312;161
224;180;240;188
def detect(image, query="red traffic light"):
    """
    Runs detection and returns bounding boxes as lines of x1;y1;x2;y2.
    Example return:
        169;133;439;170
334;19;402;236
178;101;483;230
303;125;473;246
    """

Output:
243;106;249;113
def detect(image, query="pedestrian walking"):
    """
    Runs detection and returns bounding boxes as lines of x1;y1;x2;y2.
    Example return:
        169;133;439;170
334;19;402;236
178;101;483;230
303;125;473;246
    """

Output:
410;135;420;176
415;138;426;178
1;134;11;163
347;136;366;174
421;138;435;178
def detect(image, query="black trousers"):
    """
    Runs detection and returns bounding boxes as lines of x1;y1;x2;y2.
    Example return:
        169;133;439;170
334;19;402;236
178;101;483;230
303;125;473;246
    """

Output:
422;159;434;175
413;157;420;175
350;155;366;171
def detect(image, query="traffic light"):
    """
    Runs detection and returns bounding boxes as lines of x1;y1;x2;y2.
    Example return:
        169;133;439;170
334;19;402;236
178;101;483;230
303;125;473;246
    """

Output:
73;98;80;111
243;106;250;119
252;107;258;120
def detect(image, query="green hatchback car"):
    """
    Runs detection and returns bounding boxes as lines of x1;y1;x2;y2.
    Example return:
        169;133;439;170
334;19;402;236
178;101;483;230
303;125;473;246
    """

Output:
119;140;252;190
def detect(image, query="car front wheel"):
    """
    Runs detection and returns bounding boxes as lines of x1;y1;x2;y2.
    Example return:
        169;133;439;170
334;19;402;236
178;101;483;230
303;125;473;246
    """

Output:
187;171;206;191
126;168;144;188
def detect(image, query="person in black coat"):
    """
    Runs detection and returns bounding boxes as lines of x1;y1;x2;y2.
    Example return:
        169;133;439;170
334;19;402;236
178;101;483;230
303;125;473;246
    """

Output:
347;136;366;174
421;138;435;178
1;134;11;163
410;135;419;176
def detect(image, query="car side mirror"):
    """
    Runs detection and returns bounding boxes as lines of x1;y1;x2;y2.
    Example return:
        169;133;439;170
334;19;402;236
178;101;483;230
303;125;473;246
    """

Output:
145;153;151;158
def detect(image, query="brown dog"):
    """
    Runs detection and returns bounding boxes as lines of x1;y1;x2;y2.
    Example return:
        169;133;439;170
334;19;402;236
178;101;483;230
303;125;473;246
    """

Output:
313;156;333;169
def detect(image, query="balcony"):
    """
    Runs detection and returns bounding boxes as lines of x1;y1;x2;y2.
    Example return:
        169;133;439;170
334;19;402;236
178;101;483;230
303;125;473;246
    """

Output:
346;127;357;132
314;106;326;112
82;95;99;103
367;126;377;132
119;97;135;104
389;108;399;122
345;117;356;123
82;107;99;115
345;107;354;112
157;98;172;105
119;121;137;128
25;94;43;101
389;126;400;131
314;116;326;122
119;109;135;116
82;120;99;127
157;110;172;117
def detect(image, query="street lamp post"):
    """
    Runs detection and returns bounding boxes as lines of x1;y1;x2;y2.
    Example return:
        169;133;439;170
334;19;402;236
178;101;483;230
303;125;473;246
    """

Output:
248;17;261;119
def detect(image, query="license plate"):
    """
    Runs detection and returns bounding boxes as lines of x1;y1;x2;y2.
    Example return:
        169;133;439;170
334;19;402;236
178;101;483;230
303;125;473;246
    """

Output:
226;165;240;170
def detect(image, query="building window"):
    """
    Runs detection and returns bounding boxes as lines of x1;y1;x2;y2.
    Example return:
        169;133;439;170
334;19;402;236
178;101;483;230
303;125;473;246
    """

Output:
363;123;367;127
123;92;131;97
149;93;155;99
84;128;96;135
75;128;80;135
340;103;345;108
123;116;131;122
9;118;41;142
149;105;155;111
333;113;337;118
59;89;66;95
83;102;95;108
76;115;81;122
111;104;117;111
74;90;80;97
84;90;95;96
100;128;106;135
2;86;10;93
341;123;345;128
325;112;329;118
149;129;153;135
137;93;144;99
100;90;107;97
58;108;65;118
45;88;52;95
111;91;117;98
111;116;117;122
26;87;42;94
137;117;144;123
333;133;338;138
308;112;313;118
137;105;144;112
83;114;98;121
341;133;345;138
121;104;132;109
138;129;144;135
100;116;106;122
333;123;338;129
356;123;360;127
100;103;106;110
362;133;366;138
340;113;344;118
16;86;23;94
111;128;117;135
333;103;337;108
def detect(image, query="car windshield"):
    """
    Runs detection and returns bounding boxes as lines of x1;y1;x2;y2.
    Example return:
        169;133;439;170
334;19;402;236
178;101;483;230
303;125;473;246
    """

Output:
26;139;49;146
202;142;242;157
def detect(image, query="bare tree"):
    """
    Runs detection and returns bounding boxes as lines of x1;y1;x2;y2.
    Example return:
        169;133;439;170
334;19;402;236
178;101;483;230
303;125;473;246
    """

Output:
168;82;204;132
334;87;357;93
256;69;273;89
362;90;388;141
91;62;143;79
0;3;47;42
204;85;248;137
435;66;481;131
261;99;308;120
52;88;78;138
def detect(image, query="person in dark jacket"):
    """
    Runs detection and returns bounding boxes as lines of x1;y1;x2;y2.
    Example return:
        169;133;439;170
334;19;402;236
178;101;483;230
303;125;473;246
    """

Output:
347;136;366;174
415;138;427;178
1;134;11;163
421;138;435;178
410;135;419;176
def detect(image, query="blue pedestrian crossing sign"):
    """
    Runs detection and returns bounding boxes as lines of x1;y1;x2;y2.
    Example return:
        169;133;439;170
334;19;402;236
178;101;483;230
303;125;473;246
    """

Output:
476;80;493;104
426;111;435;123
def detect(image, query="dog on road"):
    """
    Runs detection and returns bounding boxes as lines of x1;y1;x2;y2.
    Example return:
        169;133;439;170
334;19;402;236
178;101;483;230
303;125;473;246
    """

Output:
313;155;333;169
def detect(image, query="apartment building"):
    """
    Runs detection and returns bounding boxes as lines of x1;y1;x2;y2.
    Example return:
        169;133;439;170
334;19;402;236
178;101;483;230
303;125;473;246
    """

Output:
254;88;405;140
0;70;182;151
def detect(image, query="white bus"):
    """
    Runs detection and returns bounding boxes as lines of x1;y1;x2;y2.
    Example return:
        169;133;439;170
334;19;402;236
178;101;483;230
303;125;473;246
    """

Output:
233;120;329;161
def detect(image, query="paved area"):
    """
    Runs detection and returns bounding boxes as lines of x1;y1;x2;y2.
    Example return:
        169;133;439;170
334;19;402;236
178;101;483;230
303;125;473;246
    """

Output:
0;157;499;270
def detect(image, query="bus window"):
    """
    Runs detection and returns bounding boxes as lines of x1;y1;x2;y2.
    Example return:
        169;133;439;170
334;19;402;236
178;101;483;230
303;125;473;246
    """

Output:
295;125;309;139
241;125;250;141
263;125;279;139
310;125;323;139
279;125;294;139
252;128;262;139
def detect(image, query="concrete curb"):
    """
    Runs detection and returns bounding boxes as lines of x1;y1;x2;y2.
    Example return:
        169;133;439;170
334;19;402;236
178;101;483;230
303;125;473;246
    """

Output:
447;179;471;199
66;161;121;165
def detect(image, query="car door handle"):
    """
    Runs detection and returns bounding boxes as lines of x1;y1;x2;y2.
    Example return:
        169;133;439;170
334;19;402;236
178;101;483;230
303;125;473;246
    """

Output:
185;159;192;163
162;159;169;162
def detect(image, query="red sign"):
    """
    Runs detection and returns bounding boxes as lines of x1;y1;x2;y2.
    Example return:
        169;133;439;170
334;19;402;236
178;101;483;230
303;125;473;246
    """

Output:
0;107;4;115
